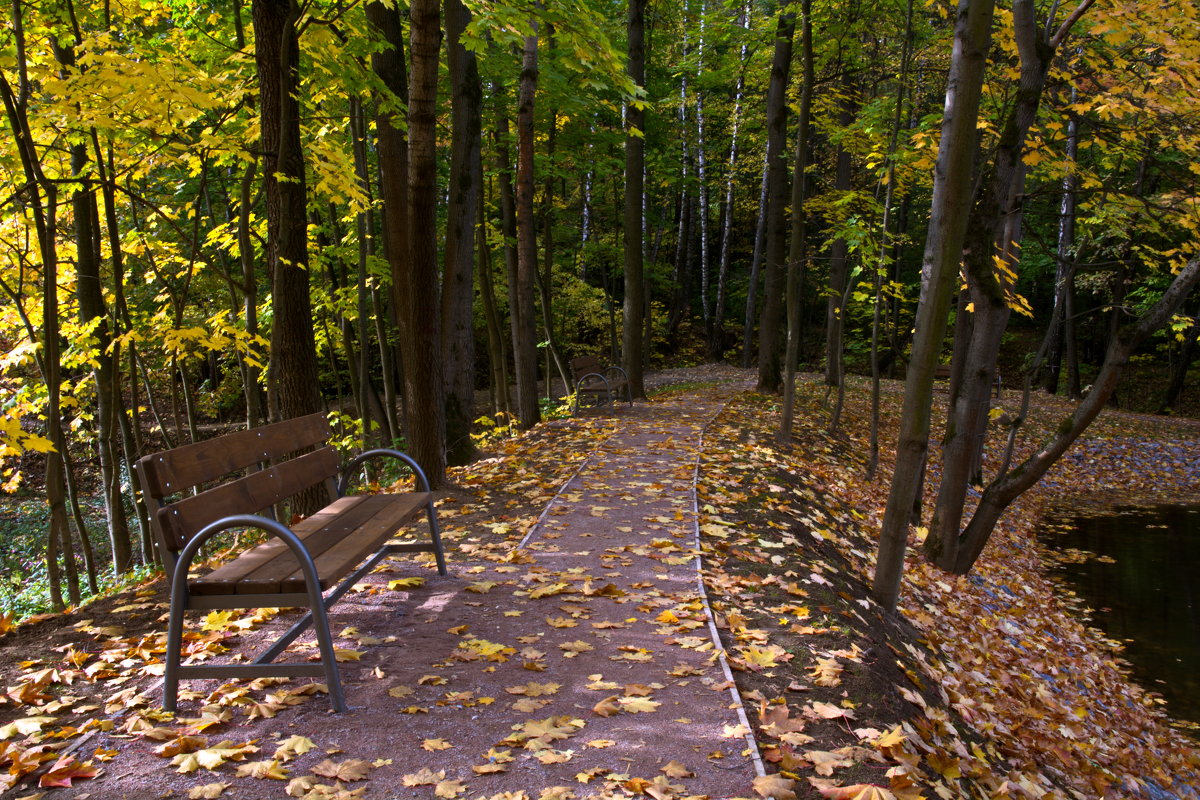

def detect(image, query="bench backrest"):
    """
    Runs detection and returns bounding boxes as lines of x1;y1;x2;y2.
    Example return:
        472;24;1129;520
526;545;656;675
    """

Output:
135;413;338;572
570;355;605;382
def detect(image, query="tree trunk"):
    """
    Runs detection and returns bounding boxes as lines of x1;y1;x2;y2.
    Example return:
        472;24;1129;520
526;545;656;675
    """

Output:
926;0;1091;571
512;23;542;429
623;0;648;398
710;0;751;363
741;151;770;367
404;0;447;482
755;10;796;394
1041;103;1079;395
873;0;996;612
824;93;855;388
780;0;812;439
255;0;322;433
442;0;483;465
1160;308;1199;413
478;183;511;416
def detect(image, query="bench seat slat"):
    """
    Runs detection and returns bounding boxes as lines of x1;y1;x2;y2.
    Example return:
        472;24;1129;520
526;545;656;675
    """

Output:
189;493;430;596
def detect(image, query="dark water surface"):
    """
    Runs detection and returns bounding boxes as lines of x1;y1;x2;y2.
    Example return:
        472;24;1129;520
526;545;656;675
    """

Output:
1039;504;1200;729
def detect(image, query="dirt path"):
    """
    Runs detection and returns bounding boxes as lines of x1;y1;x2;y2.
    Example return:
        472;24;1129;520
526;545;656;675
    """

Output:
49;381;764;800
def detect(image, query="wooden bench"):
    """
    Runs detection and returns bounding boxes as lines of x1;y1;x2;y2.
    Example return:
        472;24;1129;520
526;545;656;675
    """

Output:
134;413;447;713
569;355;632;414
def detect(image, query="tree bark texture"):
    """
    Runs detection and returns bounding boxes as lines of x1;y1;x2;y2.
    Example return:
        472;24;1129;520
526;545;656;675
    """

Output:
254;0;322;426
512;23;541;429
404;0;448;483
442;0;483;466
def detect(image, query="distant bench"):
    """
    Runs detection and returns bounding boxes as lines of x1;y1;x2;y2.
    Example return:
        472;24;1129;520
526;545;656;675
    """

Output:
134;413;447;713
569;355;632;414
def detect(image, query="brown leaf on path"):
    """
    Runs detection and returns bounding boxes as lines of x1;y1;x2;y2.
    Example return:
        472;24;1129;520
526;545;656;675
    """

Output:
236;759;290;779
592;695;621;717
422;738;454;751
753;773;798;800
274;735;317;761
37;755;99;788
660;760;693;778
402;767;445;786
804;749;855;776
435;778;468;798
310;758;371;782
153;735;207;757
187;782;230;799
808;779;897;800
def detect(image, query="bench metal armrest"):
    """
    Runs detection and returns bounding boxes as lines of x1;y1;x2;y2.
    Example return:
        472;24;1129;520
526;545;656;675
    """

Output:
338;448;431;497
172;514;321;603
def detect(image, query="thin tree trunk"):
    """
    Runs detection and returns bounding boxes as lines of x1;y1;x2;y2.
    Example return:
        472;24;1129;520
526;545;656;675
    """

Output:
741;151;770;367
873;0;996;611
623;0;648;398
255;0;322;444
824;93;855;388
780;0;812;439
869;0;915;478
711;0;751;363
443;0;484;465
756;10;796;394
1042;100;1079;395
512;22;542;429
478;183;511;416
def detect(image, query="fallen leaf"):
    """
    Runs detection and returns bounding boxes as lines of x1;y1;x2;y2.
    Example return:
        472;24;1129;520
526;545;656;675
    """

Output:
37;756;99;788
753;773;798;800
311;758;371;782
187;783;230;799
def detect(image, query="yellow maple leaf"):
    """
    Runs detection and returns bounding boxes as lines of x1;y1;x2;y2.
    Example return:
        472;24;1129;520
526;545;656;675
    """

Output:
617;696;660;713
273;735;316;761
387;577;425;590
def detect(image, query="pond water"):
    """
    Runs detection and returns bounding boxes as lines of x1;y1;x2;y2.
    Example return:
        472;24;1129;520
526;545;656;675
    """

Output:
1039;504;1200;731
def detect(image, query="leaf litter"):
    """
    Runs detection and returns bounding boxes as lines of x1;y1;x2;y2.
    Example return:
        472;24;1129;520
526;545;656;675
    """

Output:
0;366;1195;798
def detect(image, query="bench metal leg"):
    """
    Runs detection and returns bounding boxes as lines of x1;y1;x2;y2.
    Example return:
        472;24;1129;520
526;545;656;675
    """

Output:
426;499;448;576
162;580;189;713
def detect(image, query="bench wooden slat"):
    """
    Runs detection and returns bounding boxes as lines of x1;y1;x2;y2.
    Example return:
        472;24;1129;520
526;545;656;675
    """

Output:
279;493;429;593
158;447;341;554
189;493;430;595
138;413;330;498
